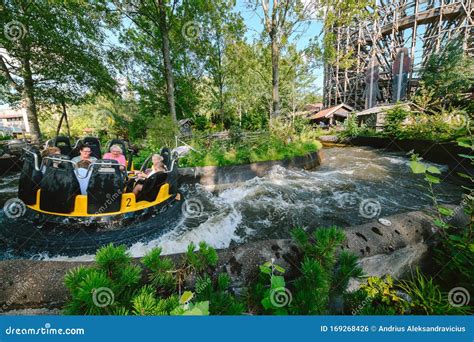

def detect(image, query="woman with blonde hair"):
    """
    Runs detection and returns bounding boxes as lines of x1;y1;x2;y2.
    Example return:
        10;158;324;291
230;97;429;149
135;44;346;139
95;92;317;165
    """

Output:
132;154;167;197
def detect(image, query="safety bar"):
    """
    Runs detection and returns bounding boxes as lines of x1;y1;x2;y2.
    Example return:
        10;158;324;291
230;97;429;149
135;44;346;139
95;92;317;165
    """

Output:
42;156;127;179
24;147;174;179
23;148;42;172
175;136;202;154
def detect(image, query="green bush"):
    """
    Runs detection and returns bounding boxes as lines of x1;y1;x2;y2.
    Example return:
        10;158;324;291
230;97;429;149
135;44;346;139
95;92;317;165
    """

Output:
384;105;409;137
346;276;409;315
248;227;363;315
0;135;12;141
64;242;220;316
409;149;473;293
419;40;473;109
145;115;179;151
289;227;363;315
347;271;472;315
194;273;246;315
340;113;359;137
178;131;321;167
398;269;470;315
64;244;141;315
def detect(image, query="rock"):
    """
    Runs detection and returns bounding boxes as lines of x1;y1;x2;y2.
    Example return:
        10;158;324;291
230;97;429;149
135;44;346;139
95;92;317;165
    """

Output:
347;242;430;292
0;308;62;316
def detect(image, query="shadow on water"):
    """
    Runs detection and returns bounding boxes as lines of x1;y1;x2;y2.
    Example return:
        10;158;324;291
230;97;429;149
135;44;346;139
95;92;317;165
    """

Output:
0;146;466;261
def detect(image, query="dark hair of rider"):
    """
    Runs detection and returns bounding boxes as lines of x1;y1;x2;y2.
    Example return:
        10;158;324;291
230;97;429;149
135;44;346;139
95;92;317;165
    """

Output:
77;160;92;169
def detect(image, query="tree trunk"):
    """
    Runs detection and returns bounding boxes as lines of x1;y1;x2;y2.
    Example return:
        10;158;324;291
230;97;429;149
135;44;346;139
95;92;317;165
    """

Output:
216;30;225;126
271;32;280;118
157;0;177;123
21;56;41;144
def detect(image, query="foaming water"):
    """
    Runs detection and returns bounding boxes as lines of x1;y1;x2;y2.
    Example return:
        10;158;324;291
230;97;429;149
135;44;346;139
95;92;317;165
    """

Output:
0;146;465;260
0;173;19;205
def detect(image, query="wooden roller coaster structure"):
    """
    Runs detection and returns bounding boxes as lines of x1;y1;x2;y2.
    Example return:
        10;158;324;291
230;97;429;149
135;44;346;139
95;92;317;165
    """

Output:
323;0;473;110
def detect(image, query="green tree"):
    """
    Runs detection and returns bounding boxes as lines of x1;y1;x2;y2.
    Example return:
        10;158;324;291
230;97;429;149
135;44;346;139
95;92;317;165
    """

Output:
0;0;116;143
110;0;182;123
187;1;245;126
251;0;316;118
419;40;473;109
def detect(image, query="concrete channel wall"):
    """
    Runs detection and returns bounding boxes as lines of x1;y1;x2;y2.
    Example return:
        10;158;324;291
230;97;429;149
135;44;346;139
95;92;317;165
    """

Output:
2;207;467;314
178;151;322;189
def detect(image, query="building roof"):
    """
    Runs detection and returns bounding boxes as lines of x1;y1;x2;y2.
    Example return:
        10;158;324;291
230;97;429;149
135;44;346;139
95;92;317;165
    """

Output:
356;102;412;116
0;108;23;119
308;103;353;120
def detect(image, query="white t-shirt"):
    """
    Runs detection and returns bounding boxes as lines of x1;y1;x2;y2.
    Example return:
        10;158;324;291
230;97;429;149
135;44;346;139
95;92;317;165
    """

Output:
76;168;91;195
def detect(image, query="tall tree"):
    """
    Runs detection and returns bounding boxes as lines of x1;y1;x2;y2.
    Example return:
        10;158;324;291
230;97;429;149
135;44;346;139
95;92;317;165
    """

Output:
112;0;178;122
0;0;116;143
251;0;315;119
186;0;245;126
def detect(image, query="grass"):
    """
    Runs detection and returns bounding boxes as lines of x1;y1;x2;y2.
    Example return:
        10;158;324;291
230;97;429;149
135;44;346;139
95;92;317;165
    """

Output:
178;134;322;168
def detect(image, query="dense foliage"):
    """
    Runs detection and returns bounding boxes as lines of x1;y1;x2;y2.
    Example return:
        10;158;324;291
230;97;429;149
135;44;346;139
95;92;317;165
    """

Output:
64;225;472;316
64;227;363;316
0;0;117;142
177;132;322;168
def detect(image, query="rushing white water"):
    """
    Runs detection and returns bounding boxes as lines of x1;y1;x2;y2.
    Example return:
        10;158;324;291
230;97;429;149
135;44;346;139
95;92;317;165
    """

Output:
0;146;464;261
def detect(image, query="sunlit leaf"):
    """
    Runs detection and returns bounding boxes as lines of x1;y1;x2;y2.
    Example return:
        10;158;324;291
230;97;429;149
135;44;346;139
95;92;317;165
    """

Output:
425;174;440;184
410;160;426;174
271;275;285;289
438;206;454;217
273;264;286;274
427;166;441;174
180;291;194;304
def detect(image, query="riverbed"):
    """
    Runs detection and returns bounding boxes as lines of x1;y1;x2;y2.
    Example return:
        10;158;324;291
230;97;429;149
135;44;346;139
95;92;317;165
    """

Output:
0;146;465;261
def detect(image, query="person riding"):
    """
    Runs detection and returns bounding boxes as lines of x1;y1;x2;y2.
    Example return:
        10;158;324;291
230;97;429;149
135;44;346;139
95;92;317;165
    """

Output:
132;154;167;197
103;144;127;167
40;146;61;173
72;145;97;164
75;159;92;195
41;146;61;158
